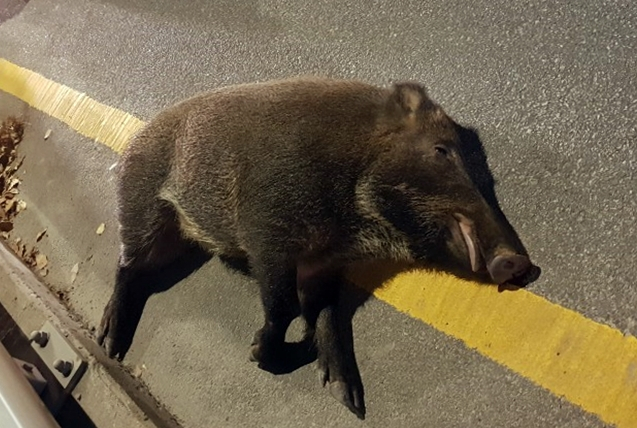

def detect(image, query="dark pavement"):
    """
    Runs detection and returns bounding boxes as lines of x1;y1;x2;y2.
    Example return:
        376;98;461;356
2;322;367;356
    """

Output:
0;0;634;426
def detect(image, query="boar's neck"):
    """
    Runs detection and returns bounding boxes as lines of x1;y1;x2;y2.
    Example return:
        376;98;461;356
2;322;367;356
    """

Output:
347;175;417;263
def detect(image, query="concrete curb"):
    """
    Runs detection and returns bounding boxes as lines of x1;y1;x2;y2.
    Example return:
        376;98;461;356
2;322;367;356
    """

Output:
0;241;183;428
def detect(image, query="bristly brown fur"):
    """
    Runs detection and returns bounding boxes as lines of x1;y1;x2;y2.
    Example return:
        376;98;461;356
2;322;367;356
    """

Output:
97;77;539;419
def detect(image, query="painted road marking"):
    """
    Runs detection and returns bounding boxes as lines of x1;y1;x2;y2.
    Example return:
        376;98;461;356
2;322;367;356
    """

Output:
0;59;144;153
1;58;636;427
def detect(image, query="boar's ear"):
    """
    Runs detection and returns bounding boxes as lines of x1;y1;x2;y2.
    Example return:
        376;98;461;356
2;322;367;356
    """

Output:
388;82;436;118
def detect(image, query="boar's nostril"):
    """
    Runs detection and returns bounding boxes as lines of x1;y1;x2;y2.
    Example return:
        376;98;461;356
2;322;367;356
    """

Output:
487;254;531;285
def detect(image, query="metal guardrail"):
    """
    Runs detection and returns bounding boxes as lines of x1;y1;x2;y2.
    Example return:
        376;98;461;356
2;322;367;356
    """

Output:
0;342;60;428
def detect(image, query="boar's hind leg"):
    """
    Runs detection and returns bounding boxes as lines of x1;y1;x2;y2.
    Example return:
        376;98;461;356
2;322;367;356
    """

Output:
298;269;366;419
97;202;194;360
249;255;301;371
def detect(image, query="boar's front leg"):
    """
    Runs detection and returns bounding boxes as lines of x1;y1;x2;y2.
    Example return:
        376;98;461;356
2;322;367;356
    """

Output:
98;203;195;360
98;264;147;360
298;267;366;419
249;253;301;370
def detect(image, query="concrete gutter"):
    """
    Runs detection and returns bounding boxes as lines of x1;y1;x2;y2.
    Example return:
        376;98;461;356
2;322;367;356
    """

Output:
0;241;181;428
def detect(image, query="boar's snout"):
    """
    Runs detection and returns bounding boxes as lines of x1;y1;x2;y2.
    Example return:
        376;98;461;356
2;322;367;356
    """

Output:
453;214;541;289
488;253;541;290
488;254;529;284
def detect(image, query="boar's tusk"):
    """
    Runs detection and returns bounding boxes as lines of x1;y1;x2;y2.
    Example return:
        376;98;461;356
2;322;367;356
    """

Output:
456;214;481;273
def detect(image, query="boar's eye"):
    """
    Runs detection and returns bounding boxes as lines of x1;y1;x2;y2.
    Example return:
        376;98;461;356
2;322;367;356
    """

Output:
434;145;449;157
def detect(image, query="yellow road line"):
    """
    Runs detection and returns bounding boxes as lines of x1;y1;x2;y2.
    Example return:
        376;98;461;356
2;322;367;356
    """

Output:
352;263;637;428
0;59;144;153
1;58;636;427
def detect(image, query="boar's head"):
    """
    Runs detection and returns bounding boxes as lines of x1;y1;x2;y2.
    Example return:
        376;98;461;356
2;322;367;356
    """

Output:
368;83;540;289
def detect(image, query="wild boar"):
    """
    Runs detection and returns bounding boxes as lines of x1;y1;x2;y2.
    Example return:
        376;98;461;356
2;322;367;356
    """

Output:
97;77;540;419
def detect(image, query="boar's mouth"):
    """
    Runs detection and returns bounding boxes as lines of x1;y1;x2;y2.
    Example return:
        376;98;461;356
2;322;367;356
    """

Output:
452;213;541;291
497;264;541;292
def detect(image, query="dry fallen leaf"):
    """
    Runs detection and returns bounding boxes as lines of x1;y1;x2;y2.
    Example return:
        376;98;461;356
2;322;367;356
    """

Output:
70;263;79;283
0;117;26;228
44;129;52;140
132;363;147;378
35;253;47;270
16;200;26;213
4;199;15;213
4;117;24;141
24;247;38;267
0;117;24;152
8;177;20;190
11;156;25;174
36;229;47;242
96;223;105;235
9;237;21;252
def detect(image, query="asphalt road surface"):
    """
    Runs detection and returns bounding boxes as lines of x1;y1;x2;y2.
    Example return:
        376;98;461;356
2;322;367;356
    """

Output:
0;0;635;427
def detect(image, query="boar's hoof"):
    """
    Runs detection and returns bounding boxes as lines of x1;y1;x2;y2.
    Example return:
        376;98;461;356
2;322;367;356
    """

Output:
250;340;318;375
97;301;133;361
249;342;275;365
97;311;123;360
318;360;366;419
324;379;366;419
249;328;287;372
